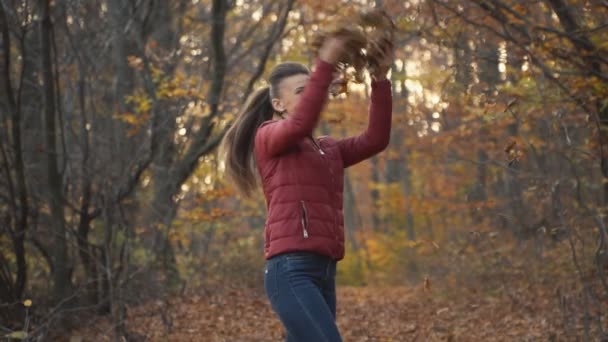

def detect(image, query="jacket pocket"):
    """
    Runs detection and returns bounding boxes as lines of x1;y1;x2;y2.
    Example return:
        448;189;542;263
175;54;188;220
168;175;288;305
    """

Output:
300;201;309;238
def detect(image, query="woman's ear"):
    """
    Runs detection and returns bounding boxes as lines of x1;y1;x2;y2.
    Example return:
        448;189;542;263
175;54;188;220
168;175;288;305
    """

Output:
271;98;285;113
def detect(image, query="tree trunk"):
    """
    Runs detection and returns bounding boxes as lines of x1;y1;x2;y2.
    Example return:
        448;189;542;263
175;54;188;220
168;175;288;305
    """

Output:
401;156;415;241
0;3;29;301
108;0;134;113
40;0;70;303
370;156;382;230
470;36;498;224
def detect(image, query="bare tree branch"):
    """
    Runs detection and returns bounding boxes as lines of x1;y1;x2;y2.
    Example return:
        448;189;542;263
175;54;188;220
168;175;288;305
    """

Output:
242;0;296;101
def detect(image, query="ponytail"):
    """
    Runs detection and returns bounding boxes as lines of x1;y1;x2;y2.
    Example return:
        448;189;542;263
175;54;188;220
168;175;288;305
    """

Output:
221;61;310;196
220;87;274;197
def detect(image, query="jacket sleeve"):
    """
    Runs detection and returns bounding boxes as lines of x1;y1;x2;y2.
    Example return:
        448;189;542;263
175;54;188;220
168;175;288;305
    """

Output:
255;60;335;158
337;79;392;168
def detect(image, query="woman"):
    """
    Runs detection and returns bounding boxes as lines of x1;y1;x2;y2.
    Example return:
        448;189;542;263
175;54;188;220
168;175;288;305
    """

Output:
221;36;393;341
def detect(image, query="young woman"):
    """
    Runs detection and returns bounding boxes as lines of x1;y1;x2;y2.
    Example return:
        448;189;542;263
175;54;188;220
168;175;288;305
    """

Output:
221;36;393;341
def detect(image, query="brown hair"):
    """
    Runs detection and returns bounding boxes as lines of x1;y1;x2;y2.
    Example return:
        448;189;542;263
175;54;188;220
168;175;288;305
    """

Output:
221;62;310;196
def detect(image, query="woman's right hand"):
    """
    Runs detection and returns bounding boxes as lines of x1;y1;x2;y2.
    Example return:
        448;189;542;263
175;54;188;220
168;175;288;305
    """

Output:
318;36;350;65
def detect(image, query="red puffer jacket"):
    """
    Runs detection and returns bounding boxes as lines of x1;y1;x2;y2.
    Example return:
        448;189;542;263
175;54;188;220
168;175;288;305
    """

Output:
254;59;392;260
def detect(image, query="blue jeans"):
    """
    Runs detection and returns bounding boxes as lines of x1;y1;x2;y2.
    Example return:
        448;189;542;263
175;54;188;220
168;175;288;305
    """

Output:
264;252;342;342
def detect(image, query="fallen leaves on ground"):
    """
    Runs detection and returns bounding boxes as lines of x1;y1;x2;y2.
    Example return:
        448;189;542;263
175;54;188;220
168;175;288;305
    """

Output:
68;285;567;341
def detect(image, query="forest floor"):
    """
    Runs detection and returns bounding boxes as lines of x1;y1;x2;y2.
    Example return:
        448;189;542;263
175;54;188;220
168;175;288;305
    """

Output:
65;281;575;341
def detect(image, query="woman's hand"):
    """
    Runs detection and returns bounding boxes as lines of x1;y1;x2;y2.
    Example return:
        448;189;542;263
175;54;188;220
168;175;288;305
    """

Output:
370;39;394;81
318;36;351;65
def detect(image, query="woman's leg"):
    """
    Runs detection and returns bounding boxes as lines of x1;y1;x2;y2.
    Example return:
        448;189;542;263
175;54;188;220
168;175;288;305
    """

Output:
264;253;342;342
320;260;337;319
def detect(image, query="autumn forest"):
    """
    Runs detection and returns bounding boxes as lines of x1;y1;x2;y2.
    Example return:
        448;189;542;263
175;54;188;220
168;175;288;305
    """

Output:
1;0;608;340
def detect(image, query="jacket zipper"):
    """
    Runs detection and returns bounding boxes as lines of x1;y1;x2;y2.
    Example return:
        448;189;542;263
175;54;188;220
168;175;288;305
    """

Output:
312;137;337;243
318;138;337;242
309;137;325;155
302;138;333;242
300;200;309;238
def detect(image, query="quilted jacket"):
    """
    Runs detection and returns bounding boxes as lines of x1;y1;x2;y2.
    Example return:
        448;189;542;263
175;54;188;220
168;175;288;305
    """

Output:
254;59;392;260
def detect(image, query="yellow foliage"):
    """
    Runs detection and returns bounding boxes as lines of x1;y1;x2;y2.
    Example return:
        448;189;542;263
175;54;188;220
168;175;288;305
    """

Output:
5;331;28;340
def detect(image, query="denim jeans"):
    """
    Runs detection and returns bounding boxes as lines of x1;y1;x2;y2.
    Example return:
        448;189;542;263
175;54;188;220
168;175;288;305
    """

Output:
264;252;342;342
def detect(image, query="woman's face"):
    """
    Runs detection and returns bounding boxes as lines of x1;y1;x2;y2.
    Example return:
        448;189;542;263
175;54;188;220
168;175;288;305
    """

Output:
271;73;310;117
